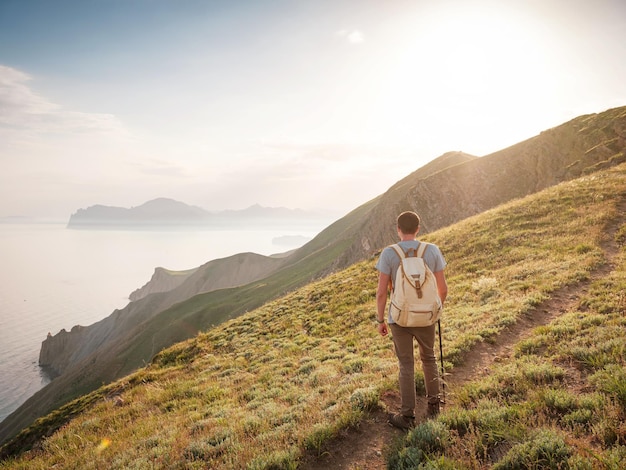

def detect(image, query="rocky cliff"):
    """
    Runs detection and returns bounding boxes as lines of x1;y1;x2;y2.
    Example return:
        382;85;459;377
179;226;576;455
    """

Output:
37;252;286;377
129;267;197;302
38;327;85;377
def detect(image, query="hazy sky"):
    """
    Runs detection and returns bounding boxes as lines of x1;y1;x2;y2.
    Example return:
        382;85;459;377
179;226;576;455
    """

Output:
1;0;625;220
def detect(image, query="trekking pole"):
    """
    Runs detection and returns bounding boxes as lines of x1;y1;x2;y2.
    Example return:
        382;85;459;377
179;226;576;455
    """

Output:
438;319;446;404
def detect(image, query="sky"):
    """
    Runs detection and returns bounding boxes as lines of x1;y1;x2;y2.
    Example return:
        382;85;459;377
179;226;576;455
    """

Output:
1;0;625;220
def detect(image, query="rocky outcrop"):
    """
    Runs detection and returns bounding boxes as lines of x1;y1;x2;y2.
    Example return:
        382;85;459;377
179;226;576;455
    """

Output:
129;267;197;302
38;327;85;376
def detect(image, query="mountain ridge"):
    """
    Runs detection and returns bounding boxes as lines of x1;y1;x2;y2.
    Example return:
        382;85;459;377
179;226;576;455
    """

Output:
67;199;332;228
333;107;626;268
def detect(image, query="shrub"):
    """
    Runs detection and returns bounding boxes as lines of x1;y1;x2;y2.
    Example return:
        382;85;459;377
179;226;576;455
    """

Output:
387;446;427;469
561;409;593;430
522;363;565;386
493;429;571;470
590;364;626;409
439;407;474;436
541;389;578;416
349;386;379;411
246;446;299;470
303;423;335;454
574;244;594;254
515;336;548;356
604;445;626;469
185;435;232;461
342;358;366;374
407;421;450;454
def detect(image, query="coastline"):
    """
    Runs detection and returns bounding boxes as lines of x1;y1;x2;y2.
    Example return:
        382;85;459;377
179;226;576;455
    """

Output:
0;222;325;424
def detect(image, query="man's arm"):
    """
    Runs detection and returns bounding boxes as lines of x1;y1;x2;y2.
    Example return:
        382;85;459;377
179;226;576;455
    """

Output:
434;270;448;305
376;272;390;336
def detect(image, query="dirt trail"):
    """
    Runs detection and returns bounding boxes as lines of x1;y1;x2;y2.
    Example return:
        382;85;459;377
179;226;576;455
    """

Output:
300;201;624;470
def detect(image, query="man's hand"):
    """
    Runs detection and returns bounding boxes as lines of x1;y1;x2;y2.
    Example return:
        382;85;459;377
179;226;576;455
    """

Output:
378;322;388;337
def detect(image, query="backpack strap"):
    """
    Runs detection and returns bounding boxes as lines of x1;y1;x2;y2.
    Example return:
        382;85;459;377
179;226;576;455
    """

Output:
416;241;429;259
391;243;426;259
390;244;406;260
389;244;406;292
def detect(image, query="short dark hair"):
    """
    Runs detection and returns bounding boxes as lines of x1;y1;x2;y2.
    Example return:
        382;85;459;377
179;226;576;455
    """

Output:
397;211;420;235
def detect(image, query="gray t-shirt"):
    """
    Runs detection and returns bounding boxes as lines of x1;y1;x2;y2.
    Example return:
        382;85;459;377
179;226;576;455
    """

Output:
375;240;447;323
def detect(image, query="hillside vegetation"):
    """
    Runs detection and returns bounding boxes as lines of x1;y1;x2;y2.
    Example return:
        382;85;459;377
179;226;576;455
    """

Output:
2;163;625;468
4;106;623;448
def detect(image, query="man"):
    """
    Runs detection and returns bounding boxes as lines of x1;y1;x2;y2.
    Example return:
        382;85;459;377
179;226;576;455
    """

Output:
375;211;448;430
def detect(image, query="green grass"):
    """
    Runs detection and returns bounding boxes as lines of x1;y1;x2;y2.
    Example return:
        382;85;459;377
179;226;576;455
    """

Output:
390;168;626;468
2;164;626;468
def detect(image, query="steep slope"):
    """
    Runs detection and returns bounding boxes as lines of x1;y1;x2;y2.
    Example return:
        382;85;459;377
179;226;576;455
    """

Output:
2;162;625;466
1;106;624;446
335;106;626;267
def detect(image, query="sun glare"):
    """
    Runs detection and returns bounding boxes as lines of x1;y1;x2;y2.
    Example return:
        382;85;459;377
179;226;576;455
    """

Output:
371;2;558;153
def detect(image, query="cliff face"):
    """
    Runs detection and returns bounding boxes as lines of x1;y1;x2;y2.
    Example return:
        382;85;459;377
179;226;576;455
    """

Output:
2;105;625;447
129;267;197;302
37;252;286;377
38;297;165;377
39;327;85;375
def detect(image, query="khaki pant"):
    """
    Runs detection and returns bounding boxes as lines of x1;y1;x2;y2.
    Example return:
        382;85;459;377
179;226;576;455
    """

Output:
390;322;440;417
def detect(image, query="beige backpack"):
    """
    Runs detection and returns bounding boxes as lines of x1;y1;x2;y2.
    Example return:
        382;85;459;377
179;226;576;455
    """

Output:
389;242;442;327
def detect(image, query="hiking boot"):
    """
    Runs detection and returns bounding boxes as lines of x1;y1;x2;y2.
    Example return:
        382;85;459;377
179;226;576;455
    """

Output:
426;401;440;418
388;413;415;430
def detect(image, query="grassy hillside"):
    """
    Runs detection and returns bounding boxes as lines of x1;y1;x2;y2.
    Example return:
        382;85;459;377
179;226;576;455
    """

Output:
4;107;623;448
2;163;625;468
0;202;373;446
390;254;626;469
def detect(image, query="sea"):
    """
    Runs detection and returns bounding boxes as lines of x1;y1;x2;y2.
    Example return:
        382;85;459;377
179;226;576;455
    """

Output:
0;220;332;424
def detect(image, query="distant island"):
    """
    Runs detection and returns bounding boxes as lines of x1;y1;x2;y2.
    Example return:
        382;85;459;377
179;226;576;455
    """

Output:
67;198;332;229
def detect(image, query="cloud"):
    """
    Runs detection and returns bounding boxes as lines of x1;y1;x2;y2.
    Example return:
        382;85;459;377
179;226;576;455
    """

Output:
0;65;127;137
0;66;55;117
132;158;190;178
336;29;364;44
192;141;417;212
259;142;367;162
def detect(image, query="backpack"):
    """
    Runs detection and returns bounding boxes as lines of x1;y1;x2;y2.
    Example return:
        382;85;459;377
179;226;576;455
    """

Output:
389;242;442;327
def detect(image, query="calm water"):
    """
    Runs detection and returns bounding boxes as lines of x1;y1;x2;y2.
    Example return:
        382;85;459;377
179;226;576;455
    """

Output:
0;222;328;424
